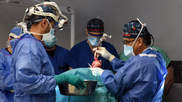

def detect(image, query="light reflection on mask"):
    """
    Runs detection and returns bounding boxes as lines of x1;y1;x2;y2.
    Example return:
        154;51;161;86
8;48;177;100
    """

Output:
41;28;56;47
124;44;134;57
88;36;100;46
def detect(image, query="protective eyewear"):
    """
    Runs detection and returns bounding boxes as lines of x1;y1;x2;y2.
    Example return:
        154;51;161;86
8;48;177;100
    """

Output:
122;40;135;45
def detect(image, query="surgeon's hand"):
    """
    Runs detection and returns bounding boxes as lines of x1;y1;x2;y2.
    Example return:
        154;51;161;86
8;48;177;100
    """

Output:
90;67;104;76
93;47;115;62
54;72;85;89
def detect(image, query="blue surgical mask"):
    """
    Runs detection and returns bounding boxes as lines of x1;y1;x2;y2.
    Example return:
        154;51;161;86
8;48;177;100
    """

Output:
42;19;56;47
124;44;134;57
88;37;100;46
42;28;56;47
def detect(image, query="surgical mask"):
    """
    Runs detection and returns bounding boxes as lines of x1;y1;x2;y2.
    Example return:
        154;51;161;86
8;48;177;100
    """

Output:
124;44;136;57
42;28;56;47
41;20;56;47
88;37;100;46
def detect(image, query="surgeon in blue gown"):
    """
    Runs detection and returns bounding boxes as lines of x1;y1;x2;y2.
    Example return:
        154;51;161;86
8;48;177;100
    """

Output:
10;2;84;102
46;45;69;75
65;18;119;70
92;19;168;102
46;45;69;102
0;49;13;102
0;27;22;102
44;37;69;102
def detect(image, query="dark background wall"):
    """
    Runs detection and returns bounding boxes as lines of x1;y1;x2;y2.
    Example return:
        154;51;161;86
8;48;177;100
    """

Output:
0;0;182;60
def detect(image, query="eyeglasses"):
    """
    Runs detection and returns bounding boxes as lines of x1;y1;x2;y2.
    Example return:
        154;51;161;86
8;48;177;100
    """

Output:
122;40;135;45
88;35;101;39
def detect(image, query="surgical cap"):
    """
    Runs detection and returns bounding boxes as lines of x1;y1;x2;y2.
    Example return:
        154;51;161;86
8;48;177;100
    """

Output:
9;27;23;39
87;18;104;37
24;1;68;29
123;20;151;38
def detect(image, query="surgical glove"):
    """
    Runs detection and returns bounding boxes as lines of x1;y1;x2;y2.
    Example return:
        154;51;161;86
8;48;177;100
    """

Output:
90;68;104;76
93;47;115;62
54;71;85;89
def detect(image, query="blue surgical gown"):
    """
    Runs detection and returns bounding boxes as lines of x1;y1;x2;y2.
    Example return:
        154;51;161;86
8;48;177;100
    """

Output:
0;48;14;102
11;34;56;102
101;48;167;102
48;45;69;75
47;45;69;102
65;40;119;70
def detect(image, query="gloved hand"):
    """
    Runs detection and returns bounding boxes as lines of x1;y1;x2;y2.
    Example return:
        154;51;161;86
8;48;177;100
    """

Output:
89;67;104;76
54;71;85;89
93;47;115;62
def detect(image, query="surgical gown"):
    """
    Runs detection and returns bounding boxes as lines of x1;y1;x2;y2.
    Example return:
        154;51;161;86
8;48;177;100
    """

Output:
11;34;56;102
65;40;119;70
47;45;69;102
101;48;167;102
48;45;69;75
120;45;171;67
0;48;14;102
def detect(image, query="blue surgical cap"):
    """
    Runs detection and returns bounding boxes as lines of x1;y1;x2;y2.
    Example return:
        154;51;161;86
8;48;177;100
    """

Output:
9;27;23;39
